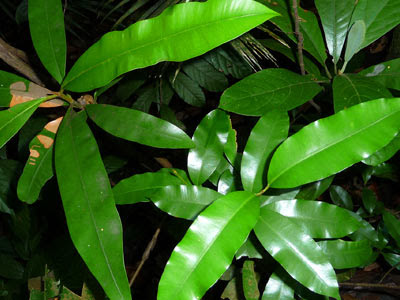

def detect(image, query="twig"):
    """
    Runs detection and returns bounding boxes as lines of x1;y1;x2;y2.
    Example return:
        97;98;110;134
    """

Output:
379;262;400;283
292;0;305;76
340;282;400;290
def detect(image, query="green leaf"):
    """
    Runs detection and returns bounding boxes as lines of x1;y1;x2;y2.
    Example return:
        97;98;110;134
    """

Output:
351;0;400;49
296;176;334;200
0;71;30;107
218;169;237;195
113;170;183;205
0;98;45;149
17;117;62;204
315;0;356;64
254;208;339;299
188;109;230;185
0;253;24;279
329;185;353;211
241;110;289;192
169;71;205;107
383;211;400;247
28;0;66;83
268;98;400;188
362;162;398;183
219;69;322;116
344;20;366;64
86;104;194;149
262;272;294;300
236;236;263;260
264;200;360;238
363;134;400;166
157;191;259;300
362;188;380;215
62;0;279;92
359;58;400;90
242;260;259;300
150;185;222;220
382;252;400;271
55;109;131;300
333;74;391;112
349;212;386;249
317;239;374;269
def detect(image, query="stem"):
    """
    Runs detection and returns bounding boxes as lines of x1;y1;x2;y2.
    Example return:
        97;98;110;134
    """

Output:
339;61;348;74
324;64;333;79
379;261;400;283
292;0;305;76
340;282;400;291
256;184;270;197
52;90;83;109
172;168;190;185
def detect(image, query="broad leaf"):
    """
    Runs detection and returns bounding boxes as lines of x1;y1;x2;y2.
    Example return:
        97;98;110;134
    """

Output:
296;176;334;200
360;58;400;90
315;0;355;64
86;104;194;149
242;260;259;300
28;0;66;83
0;98;46;149
329;185;353;211
150;185;222;220
363;134;400;166
218;169;237;195
344;20;366;65
317;239;374;269
264;200;360;238
219;69;322;116
62;0;279;91
333;74;391;112
241;110;289;192
268;98;400;188
188;109;230;185
262;272;294;300
158;191;259;300
17;117;62;204
0;71;29;107
169;71;205;107
55;109;131;300
254;208;339;299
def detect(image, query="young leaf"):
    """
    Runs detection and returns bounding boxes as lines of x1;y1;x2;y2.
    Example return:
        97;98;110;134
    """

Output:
333;74;391;112
359;58;400;90
17;117;62;204
62;0;279;92
241;110;289;192
242;260;260;300
268;98;400;188
363;134;400;166
254;208;339;299
344;20;366;65
315;0;356;64
262;272;294;300
86;104;194;149
264;200;360;238
157;191;259;300
188;109;230;185
0;98;46;149
55;109;131;300
219;69;322;116
28;0;66;83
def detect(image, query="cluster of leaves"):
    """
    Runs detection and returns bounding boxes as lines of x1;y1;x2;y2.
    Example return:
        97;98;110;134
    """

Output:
1;0;400;299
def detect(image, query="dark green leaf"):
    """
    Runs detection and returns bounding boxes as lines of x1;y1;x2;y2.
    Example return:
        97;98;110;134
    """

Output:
296;176;334;200
55;109;131;300
363;134;400;166
17;116;48;156
362;188;380;215
383;211;400;247
242;260;259;300
219;69;322;116
359;58;400;90
169;71;205;107
0;253;24;279
349;212;387;249
115;72;146;102
86;104;194;149
382;252;400;271
160;105;186;131
329;185;353;211
262;272;294;300
362;162;398;183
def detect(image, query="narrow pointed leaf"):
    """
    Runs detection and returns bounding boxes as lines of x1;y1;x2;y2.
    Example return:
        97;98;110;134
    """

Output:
0;98;45;149
254;208;339;299
344;20;366;64
62;0;279;92
333;74;391;112
315;0;355;64
219;69;322;116
317;239;374;269
363;134;400;166
359;58;400;90
158;191;259;300
17;117;62;204
188;109;230;185
262;272;294;300
241;110;289;192
150;185;222;220
86;104;194;149
268;98;400;188
28;0;66;83
55;109;131;300
242;260;259;300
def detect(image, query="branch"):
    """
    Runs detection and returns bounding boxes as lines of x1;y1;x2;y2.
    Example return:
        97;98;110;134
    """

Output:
292;0;305;75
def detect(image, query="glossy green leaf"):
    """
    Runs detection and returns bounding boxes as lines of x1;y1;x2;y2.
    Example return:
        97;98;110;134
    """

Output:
151;185;222;220
241;110;289;192
329;185;353;211
264;200;360;238
242;260;259;300
219;69;322;116
218;169;237;195
296;176;334;200
86;104;194;149
315;0;355;64
262;272;294;300
113;171;183;205
158;191;259;300
0;71;30;107
383;211;400;247
254;208;339;299
208;158;232;186
0;98;45;149
169;71;205;107
260;189;300;207
333;74;391;112
28;0;66;83
359;58;400;90
362;188;379;215
362;162;398;183
363;134;400;166
382;252;400;271
62;0;279;92
55;109;131;300
351;0;400;49
317;239;373;269
17;117;62;204
268;98;400;188
349;212;386;249
188;109;230;185
344;20;366;64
